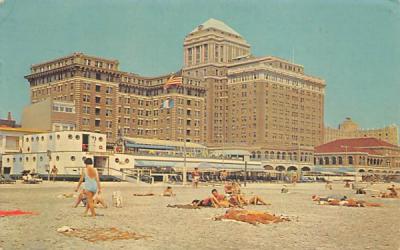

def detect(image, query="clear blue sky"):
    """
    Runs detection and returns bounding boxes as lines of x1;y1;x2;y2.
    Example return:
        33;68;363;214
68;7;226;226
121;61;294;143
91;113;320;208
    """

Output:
0;0;399;129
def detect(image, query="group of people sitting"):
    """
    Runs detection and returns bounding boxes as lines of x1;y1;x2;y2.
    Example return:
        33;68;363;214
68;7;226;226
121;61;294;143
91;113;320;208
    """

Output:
190;181;269;208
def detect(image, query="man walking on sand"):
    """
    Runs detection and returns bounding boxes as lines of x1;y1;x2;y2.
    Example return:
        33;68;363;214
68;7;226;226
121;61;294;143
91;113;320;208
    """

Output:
192;167;200;188
51;165;58;182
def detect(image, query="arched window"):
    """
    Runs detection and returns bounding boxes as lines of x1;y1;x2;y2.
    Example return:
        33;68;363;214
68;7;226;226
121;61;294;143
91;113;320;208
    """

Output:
338;156;343;165
264;151;269;159
348;156;353;165
270;151;275;159
282;152;286;160
324;157;330;165
277;152;281;160
319;158;323;165
331;156;337;165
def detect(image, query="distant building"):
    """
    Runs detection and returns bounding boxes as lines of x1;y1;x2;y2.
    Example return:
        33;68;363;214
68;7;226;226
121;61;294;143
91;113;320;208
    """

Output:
315;137;400;173
0;112;20;128
324;117;398;146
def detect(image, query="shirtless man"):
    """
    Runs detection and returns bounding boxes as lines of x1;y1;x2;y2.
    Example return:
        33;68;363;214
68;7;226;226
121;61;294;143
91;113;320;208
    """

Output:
210;189;230;208
192;168;201;188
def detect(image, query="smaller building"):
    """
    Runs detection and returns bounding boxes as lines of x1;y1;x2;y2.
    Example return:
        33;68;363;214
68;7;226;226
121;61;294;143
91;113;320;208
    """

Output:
315;137;400;173
0;127;43;173
1;131;114;176
0;112;20;128
21;98;76;132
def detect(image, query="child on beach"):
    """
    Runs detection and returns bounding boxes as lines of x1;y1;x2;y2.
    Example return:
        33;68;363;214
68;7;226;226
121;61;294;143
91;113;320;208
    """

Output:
161;186;175;197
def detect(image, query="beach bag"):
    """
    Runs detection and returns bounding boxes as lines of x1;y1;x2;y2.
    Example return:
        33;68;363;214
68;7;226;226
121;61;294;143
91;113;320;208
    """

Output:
112;191;123;208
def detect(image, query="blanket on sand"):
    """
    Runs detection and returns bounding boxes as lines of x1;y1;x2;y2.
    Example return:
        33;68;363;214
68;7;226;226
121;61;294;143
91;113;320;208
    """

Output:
0;210;38;217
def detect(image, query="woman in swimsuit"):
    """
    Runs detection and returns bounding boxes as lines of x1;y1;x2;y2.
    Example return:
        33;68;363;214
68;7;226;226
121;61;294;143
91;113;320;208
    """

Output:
75;158;101;217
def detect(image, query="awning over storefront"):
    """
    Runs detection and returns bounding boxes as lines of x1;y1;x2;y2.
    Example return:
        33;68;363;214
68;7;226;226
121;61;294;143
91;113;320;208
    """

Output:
125;142;176;151
313;166;356;173
135;160;177;167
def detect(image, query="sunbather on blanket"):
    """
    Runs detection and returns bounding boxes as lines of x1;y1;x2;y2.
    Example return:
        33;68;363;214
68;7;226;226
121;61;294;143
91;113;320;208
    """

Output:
214;209;289;225
312;195;382;207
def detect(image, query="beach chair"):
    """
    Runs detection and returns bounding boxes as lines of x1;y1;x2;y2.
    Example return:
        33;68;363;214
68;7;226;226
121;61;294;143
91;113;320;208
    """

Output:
0;175;6;184
2;174;16;184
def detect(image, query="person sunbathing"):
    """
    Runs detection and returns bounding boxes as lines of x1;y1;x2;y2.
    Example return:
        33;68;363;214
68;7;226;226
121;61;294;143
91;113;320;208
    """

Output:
133;193;155;196
312;195;347;202
161;186;175;197
210;189;231;208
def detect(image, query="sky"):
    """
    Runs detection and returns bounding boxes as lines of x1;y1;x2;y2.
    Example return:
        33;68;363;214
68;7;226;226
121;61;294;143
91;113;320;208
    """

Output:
0;0;399;129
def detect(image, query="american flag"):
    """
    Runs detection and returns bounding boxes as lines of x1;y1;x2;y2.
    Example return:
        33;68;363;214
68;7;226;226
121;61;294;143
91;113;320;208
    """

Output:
164;75;183;89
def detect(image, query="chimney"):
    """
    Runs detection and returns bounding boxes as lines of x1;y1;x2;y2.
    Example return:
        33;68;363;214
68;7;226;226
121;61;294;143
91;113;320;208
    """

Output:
7;112;12;121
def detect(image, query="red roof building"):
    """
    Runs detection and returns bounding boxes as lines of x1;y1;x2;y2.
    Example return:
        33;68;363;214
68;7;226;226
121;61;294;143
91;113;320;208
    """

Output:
314;137;400;173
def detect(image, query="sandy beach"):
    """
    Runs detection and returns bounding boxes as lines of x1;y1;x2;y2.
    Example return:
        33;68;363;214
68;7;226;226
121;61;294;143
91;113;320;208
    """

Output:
0;181;399;250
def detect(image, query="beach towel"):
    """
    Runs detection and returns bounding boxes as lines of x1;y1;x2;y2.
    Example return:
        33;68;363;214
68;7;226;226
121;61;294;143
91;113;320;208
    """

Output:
59;227;149;242
167;204;200;209
0;210;38;217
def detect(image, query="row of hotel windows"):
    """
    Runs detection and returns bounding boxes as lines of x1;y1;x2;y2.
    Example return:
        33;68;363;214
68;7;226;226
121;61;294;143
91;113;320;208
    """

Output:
52;105;74;113
84;59;115;70
229;73;322;91
32;58;75;73
82;83;113;93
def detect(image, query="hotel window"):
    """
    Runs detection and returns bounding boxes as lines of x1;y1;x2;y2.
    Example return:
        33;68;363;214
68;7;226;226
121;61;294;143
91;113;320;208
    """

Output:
106;121;112;128
95;85;101;92
106;87;112;94
105;109;112;116
188;48;193;65
106;98;112;105
95;97;101;104
95;108;101;115
83;95;90;102
83;106;90;114
203;44;208;62
95;120;101;127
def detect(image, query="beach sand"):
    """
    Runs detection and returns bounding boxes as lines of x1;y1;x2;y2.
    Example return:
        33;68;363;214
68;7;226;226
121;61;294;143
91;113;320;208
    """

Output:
0;181;399;250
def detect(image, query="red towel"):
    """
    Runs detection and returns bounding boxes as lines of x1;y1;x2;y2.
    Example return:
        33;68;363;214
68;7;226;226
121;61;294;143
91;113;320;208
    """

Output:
0;210;38;217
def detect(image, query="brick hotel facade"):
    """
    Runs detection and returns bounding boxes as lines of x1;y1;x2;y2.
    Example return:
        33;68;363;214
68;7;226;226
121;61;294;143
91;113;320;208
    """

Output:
23;19;325;161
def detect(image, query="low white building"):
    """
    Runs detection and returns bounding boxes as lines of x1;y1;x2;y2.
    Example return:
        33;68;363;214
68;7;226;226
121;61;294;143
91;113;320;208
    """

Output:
1;131;135;176
0;127;43;174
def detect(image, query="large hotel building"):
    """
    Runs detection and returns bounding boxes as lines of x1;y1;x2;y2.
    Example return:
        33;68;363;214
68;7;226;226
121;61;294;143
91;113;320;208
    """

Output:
23;19;325;161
